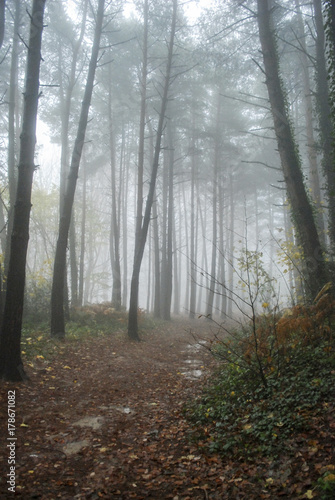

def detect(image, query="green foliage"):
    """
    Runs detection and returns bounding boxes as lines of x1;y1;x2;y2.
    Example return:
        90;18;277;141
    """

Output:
21;304;131;362
70;302;128;334
187;287;335;457
317;470;335;499
188;340;335;457
24;260;53;322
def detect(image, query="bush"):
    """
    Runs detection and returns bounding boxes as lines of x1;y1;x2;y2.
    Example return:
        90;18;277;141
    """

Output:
187;285;335;457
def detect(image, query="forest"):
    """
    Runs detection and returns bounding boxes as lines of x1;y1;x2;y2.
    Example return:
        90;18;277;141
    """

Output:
0;0;335;498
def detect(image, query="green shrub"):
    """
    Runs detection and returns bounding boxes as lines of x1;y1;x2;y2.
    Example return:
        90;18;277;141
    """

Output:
187;289;335;457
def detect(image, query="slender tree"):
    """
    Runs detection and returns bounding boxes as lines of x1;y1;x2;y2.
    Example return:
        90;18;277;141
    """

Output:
0;0;5;50
256;0;328;298
128;0;178;340
0;0;46;381
50;0;105;336
313;0;335;248
4;0;21;276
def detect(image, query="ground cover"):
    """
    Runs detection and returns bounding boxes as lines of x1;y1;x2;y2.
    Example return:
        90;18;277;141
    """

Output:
0;317;334;499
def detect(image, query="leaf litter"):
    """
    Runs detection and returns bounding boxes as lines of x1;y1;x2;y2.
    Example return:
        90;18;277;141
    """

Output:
0;319;334;499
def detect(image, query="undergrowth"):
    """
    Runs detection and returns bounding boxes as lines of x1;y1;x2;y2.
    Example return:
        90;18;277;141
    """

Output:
21;303;151;363
186;284;335;460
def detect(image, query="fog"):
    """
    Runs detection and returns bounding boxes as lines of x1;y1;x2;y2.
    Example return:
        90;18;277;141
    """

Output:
0;0;329;326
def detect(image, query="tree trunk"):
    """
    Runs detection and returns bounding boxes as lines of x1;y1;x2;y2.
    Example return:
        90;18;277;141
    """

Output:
313;0;335;249
134;0;149;255
295;0;325;244
206;93;221;317
78;158;87;307
0;0;5;50
162;121;174;320
0;0;46;381
69;214;78;306
128;0;178;340
189;125;197;319
51;0;105;336
4;0;21;276
256;0;328;298
108;70;122;309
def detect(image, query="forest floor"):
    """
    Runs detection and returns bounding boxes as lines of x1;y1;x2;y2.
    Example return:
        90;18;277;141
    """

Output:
0;318;335;499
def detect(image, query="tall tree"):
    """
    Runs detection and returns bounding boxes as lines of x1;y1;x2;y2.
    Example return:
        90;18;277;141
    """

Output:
312;0;335;250
4;0;21;276
256;0;328;298
0;0;46;381
50;0;105;336
128;0;178;340
0;0;5;49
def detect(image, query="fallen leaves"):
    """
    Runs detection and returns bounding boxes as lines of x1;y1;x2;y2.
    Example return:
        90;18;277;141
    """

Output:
1;320;335;499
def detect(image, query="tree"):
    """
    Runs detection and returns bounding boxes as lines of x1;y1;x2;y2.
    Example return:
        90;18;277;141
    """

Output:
313;0;335;248
256;0;328;298
128;0;178;340
0;0;46;381
0;0;5;50
50;0;105;336
4;0;21;275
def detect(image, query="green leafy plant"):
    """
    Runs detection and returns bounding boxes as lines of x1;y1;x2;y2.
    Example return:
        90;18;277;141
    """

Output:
187;272;335;457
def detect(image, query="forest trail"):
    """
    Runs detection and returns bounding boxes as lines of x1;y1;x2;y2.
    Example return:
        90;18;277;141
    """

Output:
1;319;334;499
0;319;226;499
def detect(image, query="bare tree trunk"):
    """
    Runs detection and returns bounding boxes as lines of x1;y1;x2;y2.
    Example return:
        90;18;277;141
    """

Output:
51;0;105;336
313;0;335;250
206;93;221;317
134;0;149;255
108;70;122;309
69;214;78;306
257;0;328;298
295;0;325;244
128;0;178;340
4;0;21;276
162;121;174;320
0;0;5;49
78;158;87;307
152;197;161;317
227;172;234;316
189;126;197;319
0;0;46;381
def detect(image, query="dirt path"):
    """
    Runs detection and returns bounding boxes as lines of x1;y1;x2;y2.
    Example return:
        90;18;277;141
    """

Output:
0;319;229;500
2;319;332;499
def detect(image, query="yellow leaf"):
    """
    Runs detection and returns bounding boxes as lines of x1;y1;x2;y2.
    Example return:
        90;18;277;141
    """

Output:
305;490;314;499
36;355;44;360
28;470;34;474
63;365;71;369
20;423;29;427
325;473;335;482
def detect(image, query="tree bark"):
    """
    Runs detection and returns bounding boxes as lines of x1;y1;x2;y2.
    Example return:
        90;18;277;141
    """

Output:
4;0;21;276
108;69;122;310
0;0;46;381
256;0;328;298
313;0;335;249
294;0;325;244
0;0;5;50
50;0;105;336
128;0;178;340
